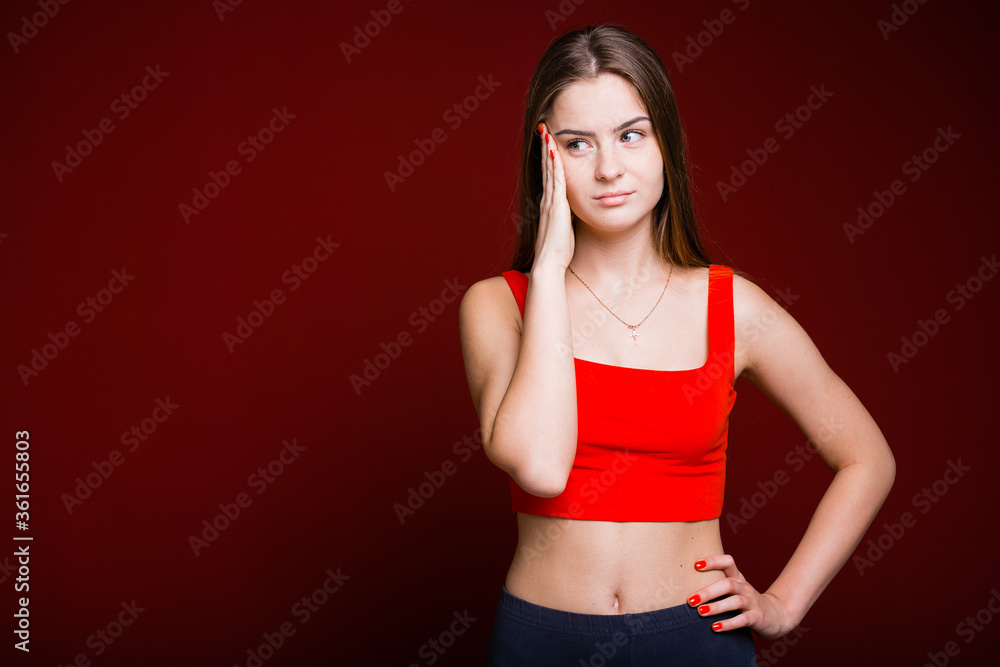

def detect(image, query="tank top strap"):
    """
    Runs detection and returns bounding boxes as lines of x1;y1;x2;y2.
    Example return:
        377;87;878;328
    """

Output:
501;270;528;320
707;264;736;384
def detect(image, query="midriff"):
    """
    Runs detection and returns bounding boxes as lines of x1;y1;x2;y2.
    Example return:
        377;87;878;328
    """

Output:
505;513;727;614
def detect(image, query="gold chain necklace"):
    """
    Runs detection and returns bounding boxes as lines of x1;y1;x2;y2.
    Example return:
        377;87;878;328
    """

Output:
566;263;673;345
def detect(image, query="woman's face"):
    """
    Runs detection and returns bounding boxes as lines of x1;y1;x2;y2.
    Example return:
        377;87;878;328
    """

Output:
547;73;665;232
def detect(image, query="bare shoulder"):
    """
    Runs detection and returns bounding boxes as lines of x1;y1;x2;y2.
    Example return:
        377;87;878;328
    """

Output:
731;270;811;381
459;274;522;335
731;270;782;325
730;269;836;390
458;273;524;421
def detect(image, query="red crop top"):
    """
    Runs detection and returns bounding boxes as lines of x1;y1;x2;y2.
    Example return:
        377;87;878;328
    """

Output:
500;265;737;522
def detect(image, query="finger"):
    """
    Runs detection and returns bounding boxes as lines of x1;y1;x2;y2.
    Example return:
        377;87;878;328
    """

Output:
708;609;751;633
538;123;548;193
693;554;729;572
688;579;736;609
696;592;747;619
700;591;757;634
550;136;565;196
687;555;739;608
696;554;742;580
540;126;553;203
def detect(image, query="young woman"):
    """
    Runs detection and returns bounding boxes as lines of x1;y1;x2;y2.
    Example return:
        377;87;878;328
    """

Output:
459;25;894;665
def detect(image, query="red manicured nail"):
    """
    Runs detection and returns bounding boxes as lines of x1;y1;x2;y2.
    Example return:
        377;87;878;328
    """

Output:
712;622;723;631
537;123;543;134
545;132;550;143
549;149;554;159
698;605;710;615
694;560;707;570
688;595;700;606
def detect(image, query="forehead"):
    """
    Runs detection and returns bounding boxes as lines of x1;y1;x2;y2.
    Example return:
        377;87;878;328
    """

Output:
549;73;647;128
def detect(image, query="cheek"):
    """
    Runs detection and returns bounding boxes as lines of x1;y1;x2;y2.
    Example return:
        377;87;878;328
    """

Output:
652;165;665;197
639;154;665;196
561;165;587;208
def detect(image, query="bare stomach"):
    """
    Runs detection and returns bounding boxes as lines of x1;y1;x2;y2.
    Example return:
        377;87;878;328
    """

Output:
505;513;728;615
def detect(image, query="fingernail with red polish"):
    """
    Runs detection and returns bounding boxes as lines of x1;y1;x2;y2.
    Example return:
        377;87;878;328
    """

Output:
537;123;543;134
698;605;710;615
688;595;700;606
549;149;554;159
712;622;722;631
694;560;707;570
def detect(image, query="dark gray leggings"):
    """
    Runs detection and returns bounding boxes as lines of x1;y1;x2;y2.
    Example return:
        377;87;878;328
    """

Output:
486;585;757;666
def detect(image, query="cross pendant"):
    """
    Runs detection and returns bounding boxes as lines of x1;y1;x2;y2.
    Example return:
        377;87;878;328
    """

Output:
628;326;639;344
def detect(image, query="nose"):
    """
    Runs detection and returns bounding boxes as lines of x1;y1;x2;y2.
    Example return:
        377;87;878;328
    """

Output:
594;145;625;181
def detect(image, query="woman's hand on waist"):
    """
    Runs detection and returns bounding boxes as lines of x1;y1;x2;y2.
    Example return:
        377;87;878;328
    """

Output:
685;553;800;641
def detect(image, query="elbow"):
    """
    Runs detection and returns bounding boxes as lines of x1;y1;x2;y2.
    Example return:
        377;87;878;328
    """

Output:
514;444;575;497
883;447;897;493
874;435;896;489
487;441;570;497
862;443;896;499
514;463;569;498
484;429;575;498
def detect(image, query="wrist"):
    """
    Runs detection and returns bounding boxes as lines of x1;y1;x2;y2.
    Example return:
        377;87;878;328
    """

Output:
529;259;570;280
763;588;806;633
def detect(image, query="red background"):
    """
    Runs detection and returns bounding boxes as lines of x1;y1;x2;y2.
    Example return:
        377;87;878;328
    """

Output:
2;0;998;665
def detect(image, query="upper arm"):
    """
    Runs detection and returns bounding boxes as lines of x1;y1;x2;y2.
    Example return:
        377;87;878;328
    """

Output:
733;274;895;476
458;276;523;457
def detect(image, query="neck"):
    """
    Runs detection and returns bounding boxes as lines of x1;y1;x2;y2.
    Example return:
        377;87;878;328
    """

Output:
568;216;670;293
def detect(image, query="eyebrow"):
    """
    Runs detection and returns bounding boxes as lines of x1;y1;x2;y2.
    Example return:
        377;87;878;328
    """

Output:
553;115;651;137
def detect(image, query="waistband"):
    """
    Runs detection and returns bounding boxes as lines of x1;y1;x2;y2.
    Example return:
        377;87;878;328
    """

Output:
496;585;734;637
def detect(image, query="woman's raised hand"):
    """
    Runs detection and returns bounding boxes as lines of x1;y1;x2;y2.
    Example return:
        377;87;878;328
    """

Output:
532;122;575;272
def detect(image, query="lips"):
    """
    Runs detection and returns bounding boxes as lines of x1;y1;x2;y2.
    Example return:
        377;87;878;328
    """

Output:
594;190;632;200
594;190;633;206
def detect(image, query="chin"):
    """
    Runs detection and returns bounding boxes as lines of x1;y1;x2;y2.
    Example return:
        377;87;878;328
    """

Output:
579;204;654;230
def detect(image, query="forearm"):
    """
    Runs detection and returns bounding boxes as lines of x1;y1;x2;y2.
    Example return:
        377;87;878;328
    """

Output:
764;455;895;628
489;263;577;496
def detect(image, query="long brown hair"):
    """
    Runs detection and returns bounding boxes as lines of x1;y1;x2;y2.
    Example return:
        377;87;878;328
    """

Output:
510;24;712;273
